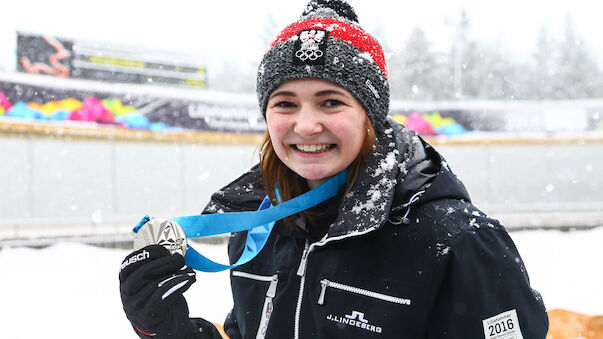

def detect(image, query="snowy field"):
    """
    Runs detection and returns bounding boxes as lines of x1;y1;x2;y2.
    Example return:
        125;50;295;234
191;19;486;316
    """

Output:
1;227;602;339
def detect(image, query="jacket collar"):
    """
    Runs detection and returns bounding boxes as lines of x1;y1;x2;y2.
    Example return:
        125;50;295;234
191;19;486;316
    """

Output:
325;118;468;240
326;119;418;238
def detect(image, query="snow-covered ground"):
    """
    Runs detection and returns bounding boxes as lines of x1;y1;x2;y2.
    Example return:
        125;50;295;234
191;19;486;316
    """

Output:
1;227;602;339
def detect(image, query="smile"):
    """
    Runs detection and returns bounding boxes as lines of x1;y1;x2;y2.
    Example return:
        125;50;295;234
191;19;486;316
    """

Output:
294;144;335;153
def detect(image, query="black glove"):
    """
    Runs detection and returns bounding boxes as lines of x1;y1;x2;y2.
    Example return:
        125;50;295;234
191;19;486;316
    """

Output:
119;245;203;338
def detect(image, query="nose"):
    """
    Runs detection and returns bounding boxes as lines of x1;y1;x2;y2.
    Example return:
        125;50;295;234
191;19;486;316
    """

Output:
293;108;323;137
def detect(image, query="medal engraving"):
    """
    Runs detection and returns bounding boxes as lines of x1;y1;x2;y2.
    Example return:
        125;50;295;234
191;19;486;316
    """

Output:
133;218;188;256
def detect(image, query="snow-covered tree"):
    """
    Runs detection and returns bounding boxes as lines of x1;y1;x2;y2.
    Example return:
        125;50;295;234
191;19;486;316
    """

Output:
389;26;450;100
551;15;602;98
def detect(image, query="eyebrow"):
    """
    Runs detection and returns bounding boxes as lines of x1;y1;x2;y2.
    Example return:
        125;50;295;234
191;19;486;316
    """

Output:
269;91;296;99
315;90;350;98
269;89;350;99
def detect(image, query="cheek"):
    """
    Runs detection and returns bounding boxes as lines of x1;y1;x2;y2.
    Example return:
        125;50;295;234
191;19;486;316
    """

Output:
266;115;291;154
328;116;366;145
266;115;287;138
266;113;291;132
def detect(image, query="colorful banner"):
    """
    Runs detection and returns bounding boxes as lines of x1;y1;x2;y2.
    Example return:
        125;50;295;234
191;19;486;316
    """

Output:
0;78;264;134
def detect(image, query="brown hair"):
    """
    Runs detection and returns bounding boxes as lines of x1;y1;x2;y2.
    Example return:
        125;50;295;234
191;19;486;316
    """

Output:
259;120;377;228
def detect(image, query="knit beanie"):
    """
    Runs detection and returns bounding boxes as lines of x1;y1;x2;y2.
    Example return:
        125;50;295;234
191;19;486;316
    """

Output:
256;0;390;129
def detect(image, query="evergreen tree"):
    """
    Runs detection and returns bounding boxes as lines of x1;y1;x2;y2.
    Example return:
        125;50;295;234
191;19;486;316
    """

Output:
529;26;558;99
551;14;602;98
458;40;522;99
389;26;450;100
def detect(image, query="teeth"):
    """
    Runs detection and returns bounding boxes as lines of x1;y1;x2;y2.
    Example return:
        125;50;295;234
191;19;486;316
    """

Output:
296;144;331;153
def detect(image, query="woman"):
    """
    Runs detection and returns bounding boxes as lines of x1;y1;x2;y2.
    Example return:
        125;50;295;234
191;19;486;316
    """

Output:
119;1;549;338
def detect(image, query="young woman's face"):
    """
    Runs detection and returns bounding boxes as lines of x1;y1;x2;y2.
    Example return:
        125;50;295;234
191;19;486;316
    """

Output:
266;78;367;188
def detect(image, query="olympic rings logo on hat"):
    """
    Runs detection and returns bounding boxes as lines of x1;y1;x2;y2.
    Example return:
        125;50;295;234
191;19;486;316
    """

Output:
296;48;323;61
294;29;328;64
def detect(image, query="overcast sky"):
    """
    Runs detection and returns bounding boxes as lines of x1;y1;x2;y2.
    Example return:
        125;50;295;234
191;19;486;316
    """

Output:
0;0;601;71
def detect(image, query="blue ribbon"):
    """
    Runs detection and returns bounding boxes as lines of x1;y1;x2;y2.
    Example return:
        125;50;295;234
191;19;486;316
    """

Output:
132;170;347;272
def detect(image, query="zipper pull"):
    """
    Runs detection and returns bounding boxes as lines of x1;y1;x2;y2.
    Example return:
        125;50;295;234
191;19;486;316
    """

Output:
266;274;278;298
296;248;309;276
257;275;279;339
296;242;310;276
318;279;328;305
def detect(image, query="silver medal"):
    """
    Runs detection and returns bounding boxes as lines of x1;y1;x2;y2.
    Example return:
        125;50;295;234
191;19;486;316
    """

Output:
133;217;188;256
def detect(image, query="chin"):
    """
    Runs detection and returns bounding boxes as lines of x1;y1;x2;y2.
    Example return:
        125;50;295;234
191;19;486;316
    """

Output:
298;172;327;181
296;168;335;181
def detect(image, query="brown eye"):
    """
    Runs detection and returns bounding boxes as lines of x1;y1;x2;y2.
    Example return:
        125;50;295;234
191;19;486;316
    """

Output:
324;99;343;108
272;101;295;108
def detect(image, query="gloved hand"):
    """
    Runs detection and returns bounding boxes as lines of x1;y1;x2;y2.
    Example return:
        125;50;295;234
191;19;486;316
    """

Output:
119;244;200;338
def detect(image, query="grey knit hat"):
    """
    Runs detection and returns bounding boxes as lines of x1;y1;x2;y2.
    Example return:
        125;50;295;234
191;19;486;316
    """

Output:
256;0;390;129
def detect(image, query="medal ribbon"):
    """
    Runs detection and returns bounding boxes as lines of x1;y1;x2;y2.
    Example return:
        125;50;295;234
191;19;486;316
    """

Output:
132;170;347;272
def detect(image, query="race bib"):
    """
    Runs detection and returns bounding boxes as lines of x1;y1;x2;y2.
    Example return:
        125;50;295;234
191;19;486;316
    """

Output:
482;309;524;339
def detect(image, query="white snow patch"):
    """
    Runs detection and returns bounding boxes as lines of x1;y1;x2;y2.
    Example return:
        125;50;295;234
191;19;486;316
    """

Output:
372;151;396;178
436;243;450;256
367;187;382;203
326;23;340;32
398;161;408;176
358;52;374;63
352;183;388;215
351;200;375;215
446;207;455;215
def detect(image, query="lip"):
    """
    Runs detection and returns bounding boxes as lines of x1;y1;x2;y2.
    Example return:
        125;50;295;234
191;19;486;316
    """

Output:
289;143;336;157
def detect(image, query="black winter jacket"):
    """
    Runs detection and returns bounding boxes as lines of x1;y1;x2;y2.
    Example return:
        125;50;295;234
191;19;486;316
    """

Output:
197;120;548;338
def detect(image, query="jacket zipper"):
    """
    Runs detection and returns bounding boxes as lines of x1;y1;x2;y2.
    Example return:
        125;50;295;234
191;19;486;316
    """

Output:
232;271;278;339
292;229;384;339
292;186;424;337
232;271;275;282
294;240;309;339
318;279;411;306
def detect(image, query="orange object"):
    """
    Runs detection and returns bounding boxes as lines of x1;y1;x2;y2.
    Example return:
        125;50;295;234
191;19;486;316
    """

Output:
213;322;229;339
546;309;603;339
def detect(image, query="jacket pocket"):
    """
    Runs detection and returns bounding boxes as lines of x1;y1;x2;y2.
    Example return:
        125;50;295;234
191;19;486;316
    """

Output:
231;271;278;339
314;278;420;338
318;279;411;306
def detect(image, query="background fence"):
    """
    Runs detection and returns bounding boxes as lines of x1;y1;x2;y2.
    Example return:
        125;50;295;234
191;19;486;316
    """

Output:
1;121;602;247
